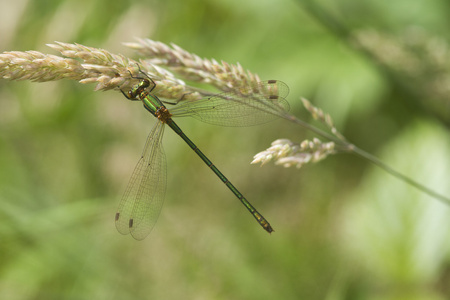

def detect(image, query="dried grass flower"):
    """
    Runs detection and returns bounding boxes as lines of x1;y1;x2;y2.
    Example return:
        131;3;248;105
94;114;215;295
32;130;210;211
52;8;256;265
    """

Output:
252;138;336;168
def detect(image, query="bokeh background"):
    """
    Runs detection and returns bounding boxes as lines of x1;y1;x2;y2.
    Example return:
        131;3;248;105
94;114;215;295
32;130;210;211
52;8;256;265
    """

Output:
1;0;450;299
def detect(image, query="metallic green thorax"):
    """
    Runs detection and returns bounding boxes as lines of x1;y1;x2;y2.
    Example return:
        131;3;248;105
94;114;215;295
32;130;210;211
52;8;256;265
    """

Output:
128;78;168;119
120;77;274;235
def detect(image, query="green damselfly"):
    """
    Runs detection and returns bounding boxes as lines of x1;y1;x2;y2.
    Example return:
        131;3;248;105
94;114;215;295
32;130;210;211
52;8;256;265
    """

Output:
115;69;289;240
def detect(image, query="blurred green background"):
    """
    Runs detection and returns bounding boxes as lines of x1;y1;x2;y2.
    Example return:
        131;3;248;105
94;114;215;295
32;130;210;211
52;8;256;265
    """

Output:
1;0;450;299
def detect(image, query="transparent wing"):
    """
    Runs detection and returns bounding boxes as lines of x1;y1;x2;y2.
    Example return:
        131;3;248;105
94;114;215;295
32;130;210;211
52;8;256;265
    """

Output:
115;121;167;240
170;80;290;127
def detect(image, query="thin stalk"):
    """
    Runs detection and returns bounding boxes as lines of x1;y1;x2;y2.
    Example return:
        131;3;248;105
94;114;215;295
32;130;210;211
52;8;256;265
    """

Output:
285;112;450;204
351;145;450;205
